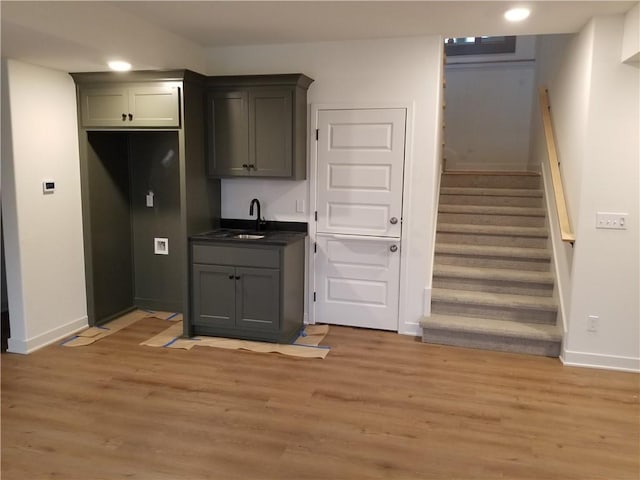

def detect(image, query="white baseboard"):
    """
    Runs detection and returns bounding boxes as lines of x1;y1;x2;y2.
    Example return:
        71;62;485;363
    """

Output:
399;322;421;337
561;349;640;373
7;315;89;354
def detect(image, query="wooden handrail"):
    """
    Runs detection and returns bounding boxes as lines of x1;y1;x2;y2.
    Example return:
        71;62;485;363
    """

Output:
538;87;576;243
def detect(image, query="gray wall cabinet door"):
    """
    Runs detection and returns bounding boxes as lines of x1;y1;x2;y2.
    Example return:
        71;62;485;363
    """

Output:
249;88;293;177
192;264;236;328
80;88;129;127
128;86;180;127
207;90;249;176
235;267;280;331
79;85;180;128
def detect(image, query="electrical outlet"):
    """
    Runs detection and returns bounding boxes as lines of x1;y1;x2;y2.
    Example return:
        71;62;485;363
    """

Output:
154;237;169;255
596;212;628;230
587;315;599;333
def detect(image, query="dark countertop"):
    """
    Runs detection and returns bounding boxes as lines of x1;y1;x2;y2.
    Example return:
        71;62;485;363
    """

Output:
190;220;307;246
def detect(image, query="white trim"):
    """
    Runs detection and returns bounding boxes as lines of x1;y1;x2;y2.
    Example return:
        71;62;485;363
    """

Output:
540;161;569;335
422;287;432;317
399;322;421;337
561;350;640;373
7;315;88;354
309;102;413;334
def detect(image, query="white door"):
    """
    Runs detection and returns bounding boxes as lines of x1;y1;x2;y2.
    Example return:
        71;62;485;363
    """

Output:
314;108;406;330
315;234;401;330
316;108;406;237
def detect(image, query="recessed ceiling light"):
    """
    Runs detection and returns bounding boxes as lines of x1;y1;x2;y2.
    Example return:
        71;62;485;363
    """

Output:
108;60;132;72
504;7;530;22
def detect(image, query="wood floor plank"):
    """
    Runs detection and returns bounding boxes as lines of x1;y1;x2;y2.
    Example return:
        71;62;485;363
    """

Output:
2;318;638;479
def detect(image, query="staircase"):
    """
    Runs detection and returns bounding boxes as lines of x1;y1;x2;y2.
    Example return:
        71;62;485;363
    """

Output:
420;172;562;357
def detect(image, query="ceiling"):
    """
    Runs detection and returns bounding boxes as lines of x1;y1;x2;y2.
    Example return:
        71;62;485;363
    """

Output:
1;1;636;72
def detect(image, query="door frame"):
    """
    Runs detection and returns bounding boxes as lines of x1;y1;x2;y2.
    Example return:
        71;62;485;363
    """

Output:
308;103;416;333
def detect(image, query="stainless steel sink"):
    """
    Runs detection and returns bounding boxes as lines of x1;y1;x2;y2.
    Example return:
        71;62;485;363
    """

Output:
234;234;265;240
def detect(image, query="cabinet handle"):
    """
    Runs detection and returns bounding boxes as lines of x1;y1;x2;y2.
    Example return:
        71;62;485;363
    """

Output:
128;113;133;121
122;113;127;121
235;276;241;280
390;217;398;225
242;164;249;170
249;164;256;170
390;245;398;253
228;275;234;280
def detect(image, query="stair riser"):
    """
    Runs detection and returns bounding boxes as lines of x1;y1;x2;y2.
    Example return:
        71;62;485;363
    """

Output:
438;213;545;227
433;277;553;297
436;232;548;248
440;195;543;208
422;329;561;357
441;175;541;189
431;302;557;324
435;254;550;272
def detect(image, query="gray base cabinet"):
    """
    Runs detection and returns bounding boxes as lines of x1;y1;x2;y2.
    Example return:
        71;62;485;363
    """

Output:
189;239;304;343
206;74;313;179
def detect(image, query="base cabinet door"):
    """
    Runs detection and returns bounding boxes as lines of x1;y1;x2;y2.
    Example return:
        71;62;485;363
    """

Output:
192;264;236;328
236;267;280;331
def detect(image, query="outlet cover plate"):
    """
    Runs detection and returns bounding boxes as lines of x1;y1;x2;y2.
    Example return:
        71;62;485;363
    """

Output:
154;237;169;255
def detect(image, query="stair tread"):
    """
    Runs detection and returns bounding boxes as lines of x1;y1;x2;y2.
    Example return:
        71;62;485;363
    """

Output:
440;187;543;197
437;223;548;238
434;264;554;284
443;171;541;176
435;243;551;260
432;288;557;311
439;205;546;216
420;314;562;341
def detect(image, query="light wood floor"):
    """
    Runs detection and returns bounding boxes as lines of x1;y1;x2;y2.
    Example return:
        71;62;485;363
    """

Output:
2;317;639;479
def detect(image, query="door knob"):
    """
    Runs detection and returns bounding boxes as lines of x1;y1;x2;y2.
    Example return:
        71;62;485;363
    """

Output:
128;113;133;121
122;113;127;121
390;245;398;252
390;217;398;225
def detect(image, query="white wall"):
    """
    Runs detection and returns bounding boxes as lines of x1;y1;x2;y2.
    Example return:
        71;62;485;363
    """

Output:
444;36;537;171
532;17;640;372
621;2;640;63
445;62;535;170
207;36;444;335
1;59;88;353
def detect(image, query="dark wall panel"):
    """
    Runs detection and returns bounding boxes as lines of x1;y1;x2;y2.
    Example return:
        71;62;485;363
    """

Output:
129;132;182;311
87;132;133;323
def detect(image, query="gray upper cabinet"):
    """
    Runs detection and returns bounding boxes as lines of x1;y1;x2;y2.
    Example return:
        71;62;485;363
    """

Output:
79;84;180;128
206;74;314;180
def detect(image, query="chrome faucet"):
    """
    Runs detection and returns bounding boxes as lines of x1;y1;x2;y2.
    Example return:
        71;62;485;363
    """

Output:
249;198;263;232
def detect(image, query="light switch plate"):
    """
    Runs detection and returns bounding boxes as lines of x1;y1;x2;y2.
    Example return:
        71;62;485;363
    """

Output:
596;212;628;230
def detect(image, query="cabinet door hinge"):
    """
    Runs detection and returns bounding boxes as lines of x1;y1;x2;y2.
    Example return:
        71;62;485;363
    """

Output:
315;129;319;141
314;211;318;221
313;292;317;302
314;242;317;253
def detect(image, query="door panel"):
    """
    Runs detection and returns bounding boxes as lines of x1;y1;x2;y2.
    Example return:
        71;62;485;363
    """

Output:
128;86;180;127
236;267;280;331
317;108;406;237
192;264;235;328
208;90;249;176
315;234;400;331
250;88;292;177
80;88;128;127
